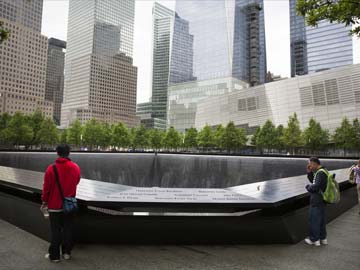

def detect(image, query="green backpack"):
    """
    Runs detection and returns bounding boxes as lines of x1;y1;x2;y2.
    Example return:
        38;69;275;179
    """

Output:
315;168;340;204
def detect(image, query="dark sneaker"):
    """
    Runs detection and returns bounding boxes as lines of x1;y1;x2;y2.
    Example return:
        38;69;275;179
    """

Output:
45;253;60;263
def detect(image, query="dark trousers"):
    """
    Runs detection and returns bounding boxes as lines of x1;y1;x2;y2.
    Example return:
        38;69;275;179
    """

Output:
308;205;327;242
48;212;74;260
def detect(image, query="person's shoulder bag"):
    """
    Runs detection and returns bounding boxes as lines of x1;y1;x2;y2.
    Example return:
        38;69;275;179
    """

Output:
52;164;78;214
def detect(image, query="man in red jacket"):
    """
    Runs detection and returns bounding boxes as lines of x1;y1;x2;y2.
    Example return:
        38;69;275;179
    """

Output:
41;144;81;262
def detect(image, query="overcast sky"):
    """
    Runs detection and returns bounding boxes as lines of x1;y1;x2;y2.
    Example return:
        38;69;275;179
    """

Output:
41;0;290;103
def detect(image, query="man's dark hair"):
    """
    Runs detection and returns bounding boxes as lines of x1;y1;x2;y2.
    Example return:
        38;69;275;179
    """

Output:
309;157;321;165
56;144;70;157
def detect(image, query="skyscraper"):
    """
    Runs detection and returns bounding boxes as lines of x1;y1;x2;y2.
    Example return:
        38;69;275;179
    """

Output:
290;0;359;76
0;0;53;118
45;38;66;125
167;0;266;131
169;0;267;86
61;0;139;127
150;2;174;121
289;0;308;77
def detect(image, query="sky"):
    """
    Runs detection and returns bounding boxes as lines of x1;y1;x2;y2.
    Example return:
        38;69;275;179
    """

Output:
41;0;290;103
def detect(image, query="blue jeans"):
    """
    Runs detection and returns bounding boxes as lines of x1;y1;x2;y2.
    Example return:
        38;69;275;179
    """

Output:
309;205;327;242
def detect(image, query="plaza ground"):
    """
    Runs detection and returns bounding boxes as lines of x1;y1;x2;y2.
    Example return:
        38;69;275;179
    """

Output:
0;206;359;270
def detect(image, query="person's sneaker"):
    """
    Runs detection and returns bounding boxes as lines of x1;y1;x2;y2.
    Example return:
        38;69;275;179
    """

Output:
62;254;71;260
320;239;328;245
45;253;60;263
304;238;321;246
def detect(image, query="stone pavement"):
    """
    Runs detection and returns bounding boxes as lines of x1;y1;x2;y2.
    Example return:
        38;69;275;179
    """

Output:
0;207;359;270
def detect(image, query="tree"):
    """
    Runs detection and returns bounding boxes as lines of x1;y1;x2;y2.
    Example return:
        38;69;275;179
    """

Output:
302;118;329;151
0;21;10;44
257;120;278;150
149;129;165;151
184;127;198;149
222;122;247;152
352;118;360;151
163;127;182;150
251;126;261;147
274;125;285;151
4;112;33;148
67;119;82;147
214;124;225;149
0;113;12;146
333;117;355;153
29;109;45;147
36;118;59;148
111;122;130;149
282;113;304;153
296;0;360;36
60;129;68;144
197;125;215;149
82;119;104;150
131;125;149;150
98;122;112;150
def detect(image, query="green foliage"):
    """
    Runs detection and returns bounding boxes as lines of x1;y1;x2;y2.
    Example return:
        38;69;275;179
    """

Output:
352;118;360;151
67;119;82;147
333;117;356;151
60;129;68;144
282;113;304;150
131;125;149;149
82;119;104;150
0;113;11;145
302;118;329;151
36;118;59;147
0;21;10;44
163;126;182;150
256;120;278;149
184;127;198;148
214;124;225;149
98;123;112;149
222;122;247;152
149;129;165;151
111;122;130;149
296;0;360;36
29;109;45;146
251;127;261;147
197;125;214;148
4;112;33;147
275;125;285;150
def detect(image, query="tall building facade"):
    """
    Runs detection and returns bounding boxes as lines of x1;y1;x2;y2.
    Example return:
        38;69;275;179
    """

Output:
45;38;66;125
169;0;267;86
166;0;266;131
195;64;360;134
61;0;139;127
290;0;308;77
0;0;53;118
150;2;174;121
290;0;359;76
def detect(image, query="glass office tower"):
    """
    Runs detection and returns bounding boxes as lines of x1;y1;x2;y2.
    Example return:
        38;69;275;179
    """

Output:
61;0;138;127
290;0;308;77
306;20;353;73
169;0;267;86
167;0;266;132
290;0;357;76
150;3;174;121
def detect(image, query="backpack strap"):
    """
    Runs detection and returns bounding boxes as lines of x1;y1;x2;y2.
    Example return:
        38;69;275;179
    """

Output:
52;164;65;200
315;168;329;178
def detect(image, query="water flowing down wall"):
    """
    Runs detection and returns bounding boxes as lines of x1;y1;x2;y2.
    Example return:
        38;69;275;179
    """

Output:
0;152;355;188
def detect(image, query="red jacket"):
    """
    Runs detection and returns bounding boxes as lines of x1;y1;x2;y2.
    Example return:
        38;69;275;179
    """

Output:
41;157;81;210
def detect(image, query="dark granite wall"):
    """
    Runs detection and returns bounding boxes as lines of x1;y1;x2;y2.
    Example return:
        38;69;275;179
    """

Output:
0;152;355;188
